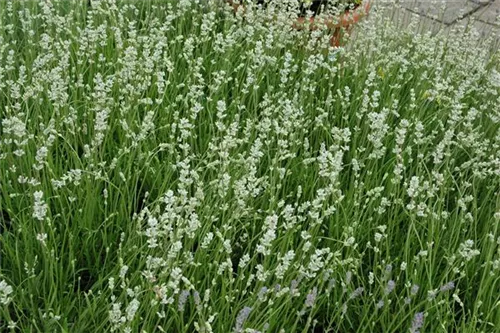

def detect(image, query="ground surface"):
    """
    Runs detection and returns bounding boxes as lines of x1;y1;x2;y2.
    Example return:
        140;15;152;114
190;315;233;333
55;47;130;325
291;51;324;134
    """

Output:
374;0;500;39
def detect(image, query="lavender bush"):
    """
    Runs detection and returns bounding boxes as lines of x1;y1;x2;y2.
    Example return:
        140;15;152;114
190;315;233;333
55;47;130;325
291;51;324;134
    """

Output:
0;0;499;332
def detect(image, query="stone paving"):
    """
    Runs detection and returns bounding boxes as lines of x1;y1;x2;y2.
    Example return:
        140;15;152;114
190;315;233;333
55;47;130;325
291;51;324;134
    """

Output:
372;0;500;44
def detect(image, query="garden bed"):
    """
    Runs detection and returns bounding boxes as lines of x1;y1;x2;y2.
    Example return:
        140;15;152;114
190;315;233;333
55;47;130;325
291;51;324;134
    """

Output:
0;1;499;332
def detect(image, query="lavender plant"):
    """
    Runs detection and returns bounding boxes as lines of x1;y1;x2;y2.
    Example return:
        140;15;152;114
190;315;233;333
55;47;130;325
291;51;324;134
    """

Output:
0;0;499;332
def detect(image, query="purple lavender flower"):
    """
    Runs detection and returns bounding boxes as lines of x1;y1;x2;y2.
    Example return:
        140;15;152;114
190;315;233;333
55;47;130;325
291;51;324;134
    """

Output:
178;290;190;312
411;284;419;295
440;281;455;292
290;279;298;295
376;299;384;309
258;287;268;300
349;287;364;300
409;312;424;333
305;287;317;307
385;280;396;295
234;306;252;333
327;278;336;292
193;290;201;306
383;264;393;281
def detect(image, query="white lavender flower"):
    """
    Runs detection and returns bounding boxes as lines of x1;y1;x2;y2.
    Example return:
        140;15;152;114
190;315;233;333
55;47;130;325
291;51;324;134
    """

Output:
119;265;129;279
256;214;278;256
125;299;140;322
0;280;13;305
275;250;295;279
32;191;48;221
109;301;125;331
36;233;47;246
458;240;480;262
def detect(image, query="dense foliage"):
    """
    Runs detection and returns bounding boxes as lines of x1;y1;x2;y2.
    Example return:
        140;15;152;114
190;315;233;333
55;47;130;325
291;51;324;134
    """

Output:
0;1;499;332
